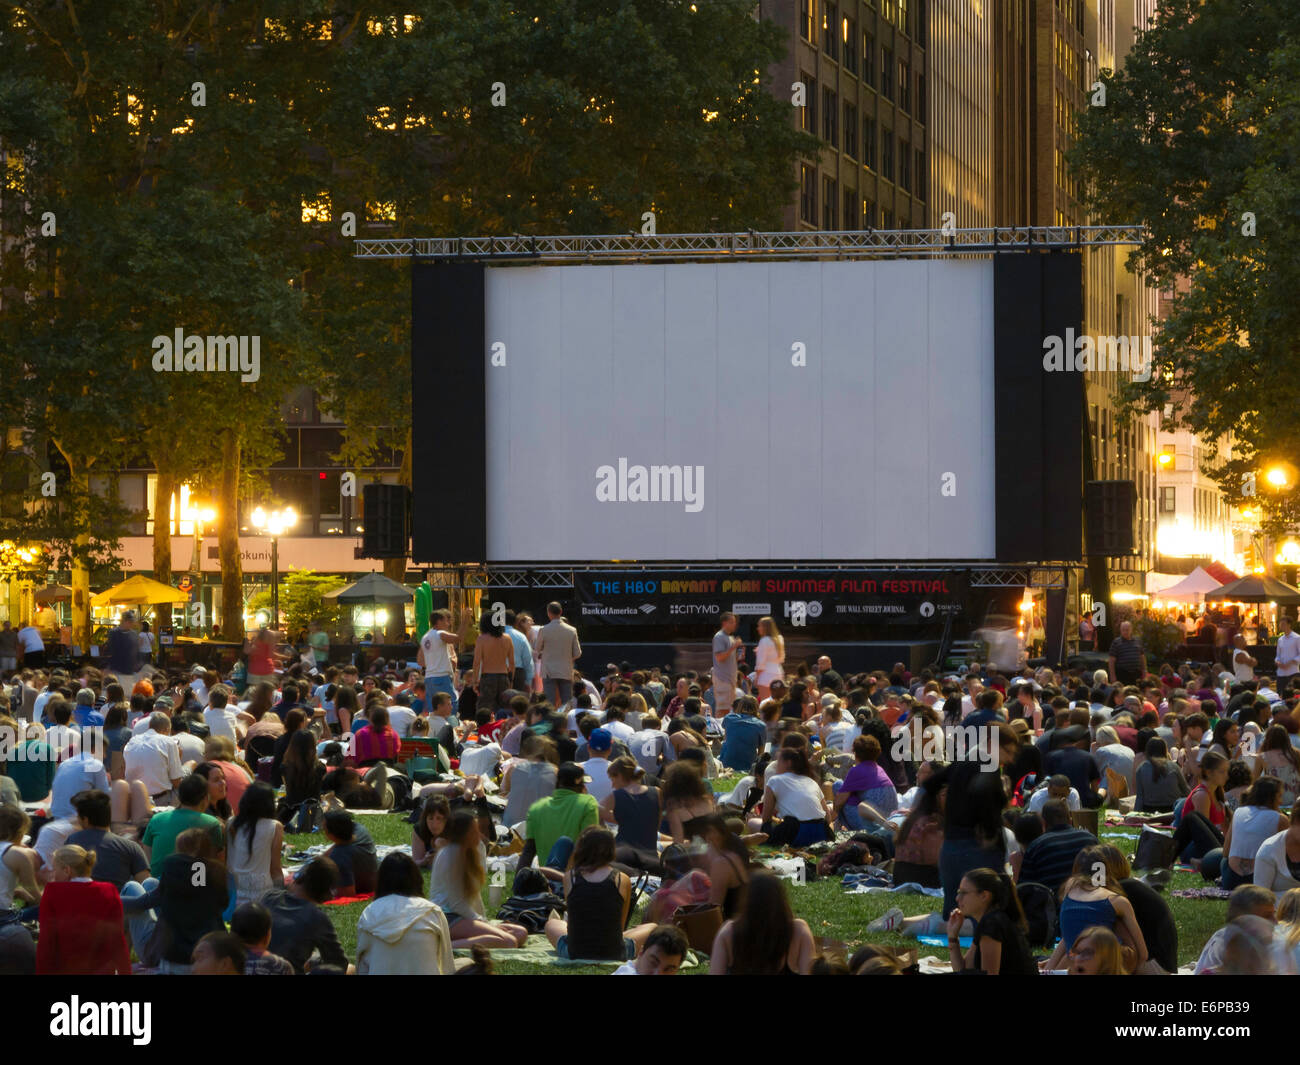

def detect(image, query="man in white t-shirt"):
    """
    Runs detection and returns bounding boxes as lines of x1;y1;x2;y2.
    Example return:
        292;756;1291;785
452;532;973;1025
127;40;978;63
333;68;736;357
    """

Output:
16;623;45;668
1276;616;1300;695
203;686;242;745
418;608;468;710
1025;775;1082;814
387;701;417;737
123;713;185;803
1232;634;1257;684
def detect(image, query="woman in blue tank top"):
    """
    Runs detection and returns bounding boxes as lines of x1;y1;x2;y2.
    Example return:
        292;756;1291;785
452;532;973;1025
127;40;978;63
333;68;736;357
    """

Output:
1043;844;1148;972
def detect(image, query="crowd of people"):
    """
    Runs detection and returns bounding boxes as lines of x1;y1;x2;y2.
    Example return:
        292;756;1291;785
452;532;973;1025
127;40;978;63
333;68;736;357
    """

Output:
3;600;1300;975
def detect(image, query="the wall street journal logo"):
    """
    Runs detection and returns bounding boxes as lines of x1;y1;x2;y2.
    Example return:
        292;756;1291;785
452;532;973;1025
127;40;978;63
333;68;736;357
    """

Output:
595;458;704;513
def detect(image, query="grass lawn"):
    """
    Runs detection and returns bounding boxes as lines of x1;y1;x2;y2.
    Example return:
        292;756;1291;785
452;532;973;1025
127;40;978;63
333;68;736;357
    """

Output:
292;812;1227;974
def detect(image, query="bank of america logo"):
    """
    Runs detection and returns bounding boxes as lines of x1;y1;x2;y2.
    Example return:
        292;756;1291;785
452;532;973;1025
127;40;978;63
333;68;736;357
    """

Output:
638;603;656;614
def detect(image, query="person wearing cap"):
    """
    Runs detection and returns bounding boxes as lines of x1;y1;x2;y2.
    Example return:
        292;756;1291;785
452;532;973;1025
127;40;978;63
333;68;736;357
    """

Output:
519;762;601;874
1045;725;1104;808
580;727;615;803
104;611;143;694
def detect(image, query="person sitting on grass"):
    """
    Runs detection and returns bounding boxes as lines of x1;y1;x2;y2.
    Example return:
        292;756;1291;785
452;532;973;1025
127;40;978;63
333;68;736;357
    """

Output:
261;857;351;975
322;810;378;897
518;762;601;874
121;827;229;974
430;810;529;950
544;826;659;962
831;734;898;834
612;923;689;975
1065;926;1127;975
708;870;814;975
944;867;1037;975
411;794;451;868
1193;883;1277;974
65;788;149;891
1041;845;1149;973
35;845;131;976
230;902;294;975
356;852;455;975
191;930;247;975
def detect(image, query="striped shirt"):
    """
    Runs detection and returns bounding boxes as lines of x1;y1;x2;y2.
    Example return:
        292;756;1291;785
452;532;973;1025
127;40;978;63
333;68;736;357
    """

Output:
1018;826;1097;893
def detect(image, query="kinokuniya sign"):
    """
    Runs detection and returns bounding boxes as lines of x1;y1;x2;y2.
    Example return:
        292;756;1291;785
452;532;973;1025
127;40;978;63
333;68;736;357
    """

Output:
558;570;969;625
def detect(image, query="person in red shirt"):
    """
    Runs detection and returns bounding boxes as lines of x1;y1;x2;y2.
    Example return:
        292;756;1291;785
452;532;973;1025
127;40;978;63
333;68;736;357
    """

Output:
36;845;131;975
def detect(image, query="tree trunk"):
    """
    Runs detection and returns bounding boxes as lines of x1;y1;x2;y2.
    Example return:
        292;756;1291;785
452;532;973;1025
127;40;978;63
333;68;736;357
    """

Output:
67;462;92;652
219;432;244;641
153;467;174;585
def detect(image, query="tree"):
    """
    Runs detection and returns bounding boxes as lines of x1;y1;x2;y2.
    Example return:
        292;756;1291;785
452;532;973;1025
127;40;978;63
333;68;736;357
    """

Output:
1070;0;1300;527
246;570;347;637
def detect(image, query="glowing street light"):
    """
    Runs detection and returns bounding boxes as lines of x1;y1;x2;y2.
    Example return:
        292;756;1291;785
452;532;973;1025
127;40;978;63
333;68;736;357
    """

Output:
1267;466;1290;489
250;506;298;627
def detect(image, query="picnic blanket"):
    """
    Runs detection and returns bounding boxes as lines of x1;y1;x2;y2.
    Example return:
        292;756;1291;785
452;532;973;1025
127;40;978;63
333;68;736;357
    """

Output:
452;933;703;969
842;878;944;898
323;893;374;907
1172;886;1232;900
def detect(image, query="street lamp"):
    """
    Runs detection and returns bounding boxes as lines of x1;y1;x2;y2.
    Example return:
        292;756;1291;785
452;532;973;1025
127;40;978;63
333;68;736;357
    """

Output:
250;506;297;629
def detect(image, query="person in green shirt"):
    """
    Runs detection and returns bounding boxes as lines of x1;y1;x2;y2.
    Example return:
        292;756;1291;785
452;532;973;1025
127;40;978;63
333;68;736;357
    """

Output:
0;719;55;803
309;619;330;669
520;762;599;875
141;773;226;876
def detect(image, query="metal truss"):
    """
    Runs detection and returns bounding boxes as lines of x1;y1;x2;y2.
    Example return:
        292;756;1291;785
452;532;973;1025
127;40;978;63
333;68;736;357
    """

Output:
355;226;1147;263
970;567;1072;589
422;562;1076;590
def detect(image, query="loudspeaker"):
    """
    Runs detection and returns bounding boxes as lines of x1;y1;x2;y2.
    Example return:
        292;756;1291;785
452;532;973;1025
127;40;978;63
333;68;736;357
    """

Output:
1084;480;1137;556
361;484;409;558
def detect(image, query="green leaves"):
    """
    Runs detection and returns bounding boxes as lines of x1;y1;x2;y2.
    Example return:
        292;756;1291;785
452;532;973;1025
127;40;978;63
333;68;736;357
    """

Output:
1071;0;1300;519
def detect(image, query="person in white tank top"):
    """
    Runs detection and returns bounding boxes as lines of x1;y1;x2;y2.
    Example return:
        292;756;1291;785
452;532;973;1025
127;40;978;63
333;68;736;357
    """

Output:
1222;777;1290;885
0;807;42;913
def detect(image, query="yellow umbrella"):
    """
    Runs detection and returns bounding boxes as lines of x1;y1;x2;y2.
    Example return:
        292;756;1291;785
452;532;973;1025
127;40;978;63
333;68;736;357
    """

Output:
91;574;191;607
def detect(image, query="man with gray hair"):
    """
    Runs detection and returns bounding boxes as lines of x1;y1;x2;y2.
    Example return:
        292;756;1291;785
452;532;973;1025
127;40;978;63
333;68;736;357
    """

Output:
122;711;184;806
105;610;143;693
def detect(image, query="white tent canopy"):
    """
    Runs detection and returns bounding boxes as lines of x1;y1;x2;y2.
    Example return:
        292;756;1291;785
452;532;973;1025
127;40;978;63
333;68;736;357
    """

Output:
1155;566;1224;603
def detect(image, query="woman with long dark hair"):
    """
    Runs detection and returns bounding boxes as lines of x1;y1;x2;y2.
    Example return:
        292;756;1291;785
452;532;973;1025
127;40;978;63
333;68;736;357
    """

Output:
543;826;657;960
945;866;1036;975
411;794;451;868
1134;736;1188;812
708;870;814;974
281;730;325;807
226;782;284;907
193;761;233;821
1173;749;1229;868
1214;776;1289;890
1258;724;1300;805
761;747;832;847
699;814;753;919
938;724;1018;925
356;852;454;974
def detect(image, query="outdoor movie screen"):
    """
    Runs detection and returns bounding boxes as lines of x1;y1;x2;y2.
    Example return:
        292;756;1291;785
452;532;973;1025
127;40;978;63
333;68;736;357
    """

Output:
480;257;997;563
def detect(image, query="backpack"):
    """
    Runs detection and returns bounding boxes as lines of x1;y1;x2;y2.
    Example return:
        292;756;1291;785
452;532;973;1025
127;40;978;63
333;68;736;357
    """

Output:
1011;772;1041;808
496;891;565;934
1017;880;1059;948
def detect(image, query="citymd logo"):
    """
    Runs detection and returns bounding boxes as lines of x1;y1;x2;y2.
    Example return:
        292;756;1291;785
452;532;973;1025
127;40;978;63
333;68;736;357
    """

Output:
595;459;704;513
669;604;719;615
